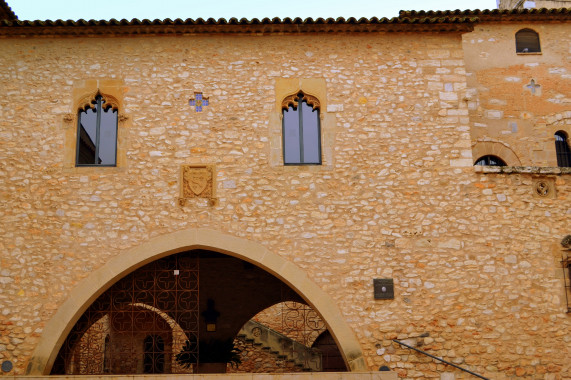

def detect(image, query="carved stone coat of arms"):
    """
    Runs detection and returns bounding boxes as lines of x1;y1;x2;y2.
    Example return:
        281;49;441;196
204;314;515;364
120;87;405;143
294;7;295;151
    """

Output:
180;165;215;201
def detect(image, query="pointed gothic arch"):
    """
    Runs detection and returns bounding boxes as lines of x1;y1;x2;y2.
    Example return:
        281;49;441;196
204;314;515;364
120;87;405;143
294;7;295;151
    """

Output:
26;228;367;374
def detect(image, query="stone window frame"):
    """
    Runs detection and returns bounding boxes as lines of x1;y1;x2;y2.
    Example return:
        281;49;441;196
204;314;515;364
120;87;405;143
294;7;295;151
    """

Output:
515;28;541;54
471;140;521;167
540;114;571;167
63;79;129;173
269;78;335;170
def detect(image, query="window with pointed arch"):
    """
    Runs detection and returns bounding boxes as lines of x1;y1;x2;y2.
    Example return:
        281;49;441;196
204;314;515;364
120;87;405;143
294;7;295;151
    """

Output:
282;91;322;165
555;131;571;167
76;94;118;166
474;155;507;166
515;28;541;53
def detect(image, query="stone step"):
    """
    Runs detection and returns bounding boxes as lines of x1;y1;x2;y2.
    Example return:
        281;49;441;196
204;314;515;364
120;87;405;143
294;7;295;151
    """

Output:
237;320;322;372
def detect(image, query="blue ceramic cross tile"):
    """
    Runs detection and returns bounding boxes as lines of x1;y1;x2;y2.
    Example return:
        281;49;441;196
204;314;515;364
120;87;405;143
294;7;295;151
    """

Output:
189;92;209;112
526;79;540;94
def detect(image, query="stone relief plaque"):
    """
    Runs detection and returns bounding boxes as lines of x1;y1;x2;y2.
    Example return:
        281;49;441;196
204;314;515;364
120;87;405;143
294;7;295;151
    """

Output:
532;178;556;199
179;165;216;206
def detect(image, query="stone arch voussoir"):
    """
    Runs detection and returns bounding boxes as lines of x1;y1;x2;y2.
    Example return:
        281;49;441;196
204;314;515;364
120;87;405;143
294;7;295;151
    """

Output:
27;229;367;374
472;140;522;166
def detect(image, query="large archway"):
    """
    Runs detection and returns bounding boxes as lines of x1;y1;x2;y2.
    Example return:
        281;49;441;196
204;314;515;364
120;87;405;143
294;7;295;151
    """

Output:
26;229;367;375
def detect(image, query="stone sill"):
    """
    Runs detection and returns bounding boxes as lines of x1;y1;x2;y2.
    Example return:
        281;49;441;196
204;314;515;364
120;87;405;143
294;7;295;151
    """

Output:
516;52;542;55
474;166;571;175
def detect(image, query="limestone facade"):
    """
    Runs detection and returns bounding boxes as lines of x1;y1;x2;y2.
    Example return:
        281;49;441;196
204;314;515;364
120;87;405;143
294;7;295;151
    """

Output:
463;22;571;166
0;7;570;380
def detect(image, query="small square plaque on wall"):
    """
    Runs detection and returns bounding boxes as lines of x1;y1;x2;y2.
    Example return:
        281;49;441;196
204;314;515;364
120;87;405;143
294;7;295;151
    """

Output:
373;278;394;300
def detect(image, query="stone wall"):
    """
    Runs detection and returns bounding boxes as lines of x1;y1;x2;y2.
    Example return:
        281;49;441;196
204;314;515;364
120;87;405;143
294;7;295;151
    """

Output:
0;26;569;380
230;337;305;373
463;22;571;166
5;373;397;380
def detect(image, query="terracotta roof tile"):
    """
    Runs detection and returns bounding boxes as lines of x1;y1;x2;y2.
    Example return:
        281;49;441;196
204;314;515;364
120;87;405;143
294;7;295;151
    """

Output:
0;15;479;36
0;0;17;21
399;7;571;21
1;5;569;36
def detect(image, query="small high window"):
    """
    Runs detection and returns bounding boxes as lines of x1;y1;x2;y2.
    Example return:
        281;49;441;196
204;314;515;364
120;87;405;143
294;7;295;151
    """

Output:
103;335;110;373
76;94;118;166
515;29;541;53
555;131;571;167
475;155;507;166
282;91;321;165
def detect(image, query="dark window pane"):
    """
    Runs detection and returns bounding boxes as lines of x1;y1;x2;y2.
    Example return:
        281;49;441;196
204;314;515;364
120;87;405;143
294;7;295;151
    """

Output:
555;131;571;167
282;93;322;166
77;108;98;165
283;106;301;164
76;96;118;166
98;109;118;165
301;101;320;164
474;155;507;166
516;29;541;53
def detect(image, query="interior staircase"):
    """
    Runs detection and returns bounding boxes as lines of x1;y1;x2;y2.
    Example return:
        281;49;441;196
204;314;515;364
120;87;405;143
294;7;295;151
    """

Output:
236;320;322;372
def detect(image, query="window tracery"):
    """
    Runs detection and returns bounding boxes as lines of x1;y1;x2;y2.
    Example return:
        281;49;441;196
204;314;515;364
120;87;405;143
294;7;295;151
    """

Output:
282;91;322;165
76;93;119;166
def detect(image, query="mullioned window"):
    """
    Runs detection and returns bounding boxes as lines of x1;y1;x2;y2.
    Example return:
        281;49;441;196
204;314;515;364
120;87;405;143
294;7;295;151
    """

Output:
76;93;118;166
281;91;321;165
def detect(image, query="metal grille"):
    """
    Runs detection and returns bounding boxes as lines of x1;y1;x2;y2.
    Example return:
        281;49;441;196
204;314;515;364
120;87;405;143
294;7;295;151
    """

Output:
563;256;571;313
280;301;326;347
51;253;199;375
279;301;326;371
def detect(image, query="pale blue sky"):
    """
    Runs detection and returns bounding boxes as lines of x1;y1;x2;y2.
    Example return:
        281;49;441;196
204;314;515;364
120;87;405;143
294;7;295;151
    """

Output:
9;0;499;21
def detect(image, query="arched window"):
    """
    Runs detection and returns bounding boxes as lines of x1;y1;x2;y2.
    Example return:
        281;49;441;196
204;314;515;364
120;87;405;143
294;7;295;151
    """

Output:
555;131;571;167
103;335;110;373
474;155;507;166
76;94;118;166
282;91;321;165
515;29;541;53
143;335;165;374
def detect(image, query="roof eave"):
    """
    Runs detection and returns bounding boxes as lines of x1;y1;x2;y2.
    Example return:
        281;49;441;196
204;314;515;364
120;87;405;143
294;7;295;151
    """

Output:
399;7;571;22
0;17;478;37
0;0;17;21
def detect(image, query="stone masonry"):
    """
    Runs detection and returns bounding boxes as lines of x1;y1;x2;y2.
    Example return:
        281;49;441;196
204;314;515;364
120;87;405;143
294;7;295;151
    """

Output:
0;9;570;380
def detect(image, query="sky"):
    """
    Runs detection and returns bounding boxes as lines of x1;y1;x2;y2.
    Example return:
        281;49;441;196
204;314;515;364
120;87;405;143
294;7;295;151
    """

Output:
8;0;499;21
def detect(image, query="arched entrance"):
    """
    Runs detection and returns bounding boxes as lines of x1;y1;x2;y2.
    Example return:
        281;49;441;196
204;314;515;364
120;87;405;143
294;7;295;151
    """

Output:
26;229;366;375
233;301;346;373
